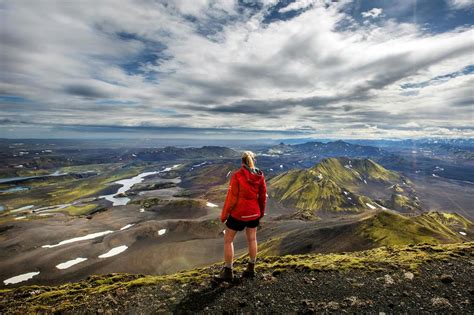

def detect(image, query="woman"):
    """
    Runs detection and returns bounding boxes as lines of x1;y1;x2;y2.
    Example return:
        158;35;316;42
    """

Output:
220;151;267;280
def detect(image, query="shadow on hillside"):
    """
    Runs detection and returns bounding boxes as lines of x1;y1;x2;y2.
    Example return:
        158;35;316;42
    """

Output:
174;278;241;313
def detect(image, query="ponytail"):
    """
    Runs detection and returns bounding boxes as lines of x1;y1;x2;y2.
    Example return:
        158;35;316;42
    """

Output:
242;151;256;169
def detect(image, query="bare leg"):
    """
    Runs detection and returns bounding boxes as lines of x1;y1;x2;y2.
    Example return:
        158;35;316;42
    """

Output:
245;227;257;262
224;227;238;267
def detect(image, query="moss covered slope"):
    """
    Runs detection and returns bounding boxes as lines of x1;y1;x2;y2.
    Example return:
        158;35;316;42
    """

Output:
358;211;471;247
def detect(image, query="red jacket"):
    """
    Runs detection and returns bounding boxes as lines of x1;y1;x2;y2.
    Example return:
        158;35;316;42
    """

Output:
220;165;267;222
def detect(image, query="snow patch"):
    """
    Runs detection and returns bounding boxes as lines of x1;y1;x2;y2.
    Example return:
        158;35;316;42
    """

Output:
206;202;218;208
279;165;283;169
374;202;388;210
4;272;40;285
343;191;348;195
459;231;467;236
366;203;377;210
192;162;207;168
10;205;34;213
42;230;114;248
162;164;181;172
432;174;439;177
56;257;87;269
139;208;145;213
158;229;166;236
363;179;368;184
99;245;128;258
120;224;134;231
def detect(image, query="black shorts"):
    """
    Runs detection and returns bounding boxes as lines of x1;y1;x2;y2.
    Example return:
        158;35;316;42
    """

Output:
225;215;260;231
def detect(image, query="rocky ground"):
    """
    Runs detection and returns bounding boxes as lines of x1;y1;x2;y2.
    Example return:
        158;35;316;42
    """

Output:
1;242;473;314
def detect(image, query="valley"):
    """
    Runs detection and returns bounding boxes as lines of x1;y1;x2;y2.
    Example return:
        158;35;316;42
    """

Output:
0;138;472;289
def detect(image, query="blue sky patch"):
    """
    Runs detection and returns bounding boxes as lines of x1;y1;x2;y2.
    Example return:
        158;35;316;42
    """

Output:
401;64;474;89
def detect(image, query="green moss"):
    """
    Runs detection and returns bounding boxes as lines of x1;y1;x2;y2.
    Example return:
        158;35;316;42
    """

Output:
60;204;98;216
58;163;121;173
358;211;466;246
387;194;420;212
389;184;404;193
424;211;472;229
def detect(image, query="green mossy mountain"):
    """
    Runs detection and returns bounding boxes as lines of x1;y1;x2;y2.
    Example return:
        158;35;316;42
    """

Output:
311;157;401;184
269;158;416;216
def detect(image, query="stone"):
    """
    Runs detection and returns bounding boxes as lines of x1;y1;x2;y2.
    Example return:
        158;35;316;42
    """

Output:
262;273;277;282
326;301;340;311
301;299;314;307
160;285;173;292
431;297;452;309
404;272;414;280
440;274;454;284
384;274;395;286
115;288;127;296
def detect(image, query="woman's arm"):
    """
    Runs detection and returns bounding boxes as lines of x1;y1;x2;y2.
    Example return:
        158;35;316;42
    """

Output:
220;173;239;222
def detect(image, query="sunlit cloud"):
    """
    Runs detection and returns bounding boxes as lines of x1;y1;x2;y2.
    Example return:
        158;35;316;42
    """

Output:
0;0;473;139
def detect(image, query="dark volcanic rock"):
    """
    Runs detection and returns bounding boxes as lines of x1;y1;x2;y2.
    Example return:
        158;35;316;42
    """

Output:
440;274;454;284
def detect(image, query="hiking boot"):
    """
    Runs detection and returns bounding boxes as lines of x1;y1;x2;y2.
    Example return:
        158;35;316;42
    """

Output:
242;262;255;278
219;267;234;281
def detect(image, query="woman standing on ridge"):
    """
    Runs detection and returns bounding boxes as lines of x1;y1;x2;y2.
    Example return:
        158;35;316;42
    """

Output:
220;151;267;281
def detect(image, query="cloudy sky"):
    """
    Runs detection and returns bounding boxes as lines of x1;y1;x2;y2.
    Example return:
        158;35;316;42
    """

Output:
0;0;473;140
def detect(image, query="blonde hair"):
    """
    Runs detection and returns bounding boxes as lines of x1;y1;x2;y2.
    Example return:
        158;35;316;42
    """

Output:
241;151;256;169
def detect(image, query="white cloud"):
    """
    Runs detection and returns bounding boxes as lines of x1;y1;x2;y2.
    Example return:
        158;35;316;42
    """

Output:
361;8;383;18
447;0;474;9
279;0;317;13
0;0;473;139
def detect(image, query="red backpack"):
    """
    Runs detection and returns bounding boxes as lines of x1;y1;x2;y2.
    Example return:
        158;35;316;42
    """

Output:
220;165;267;222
